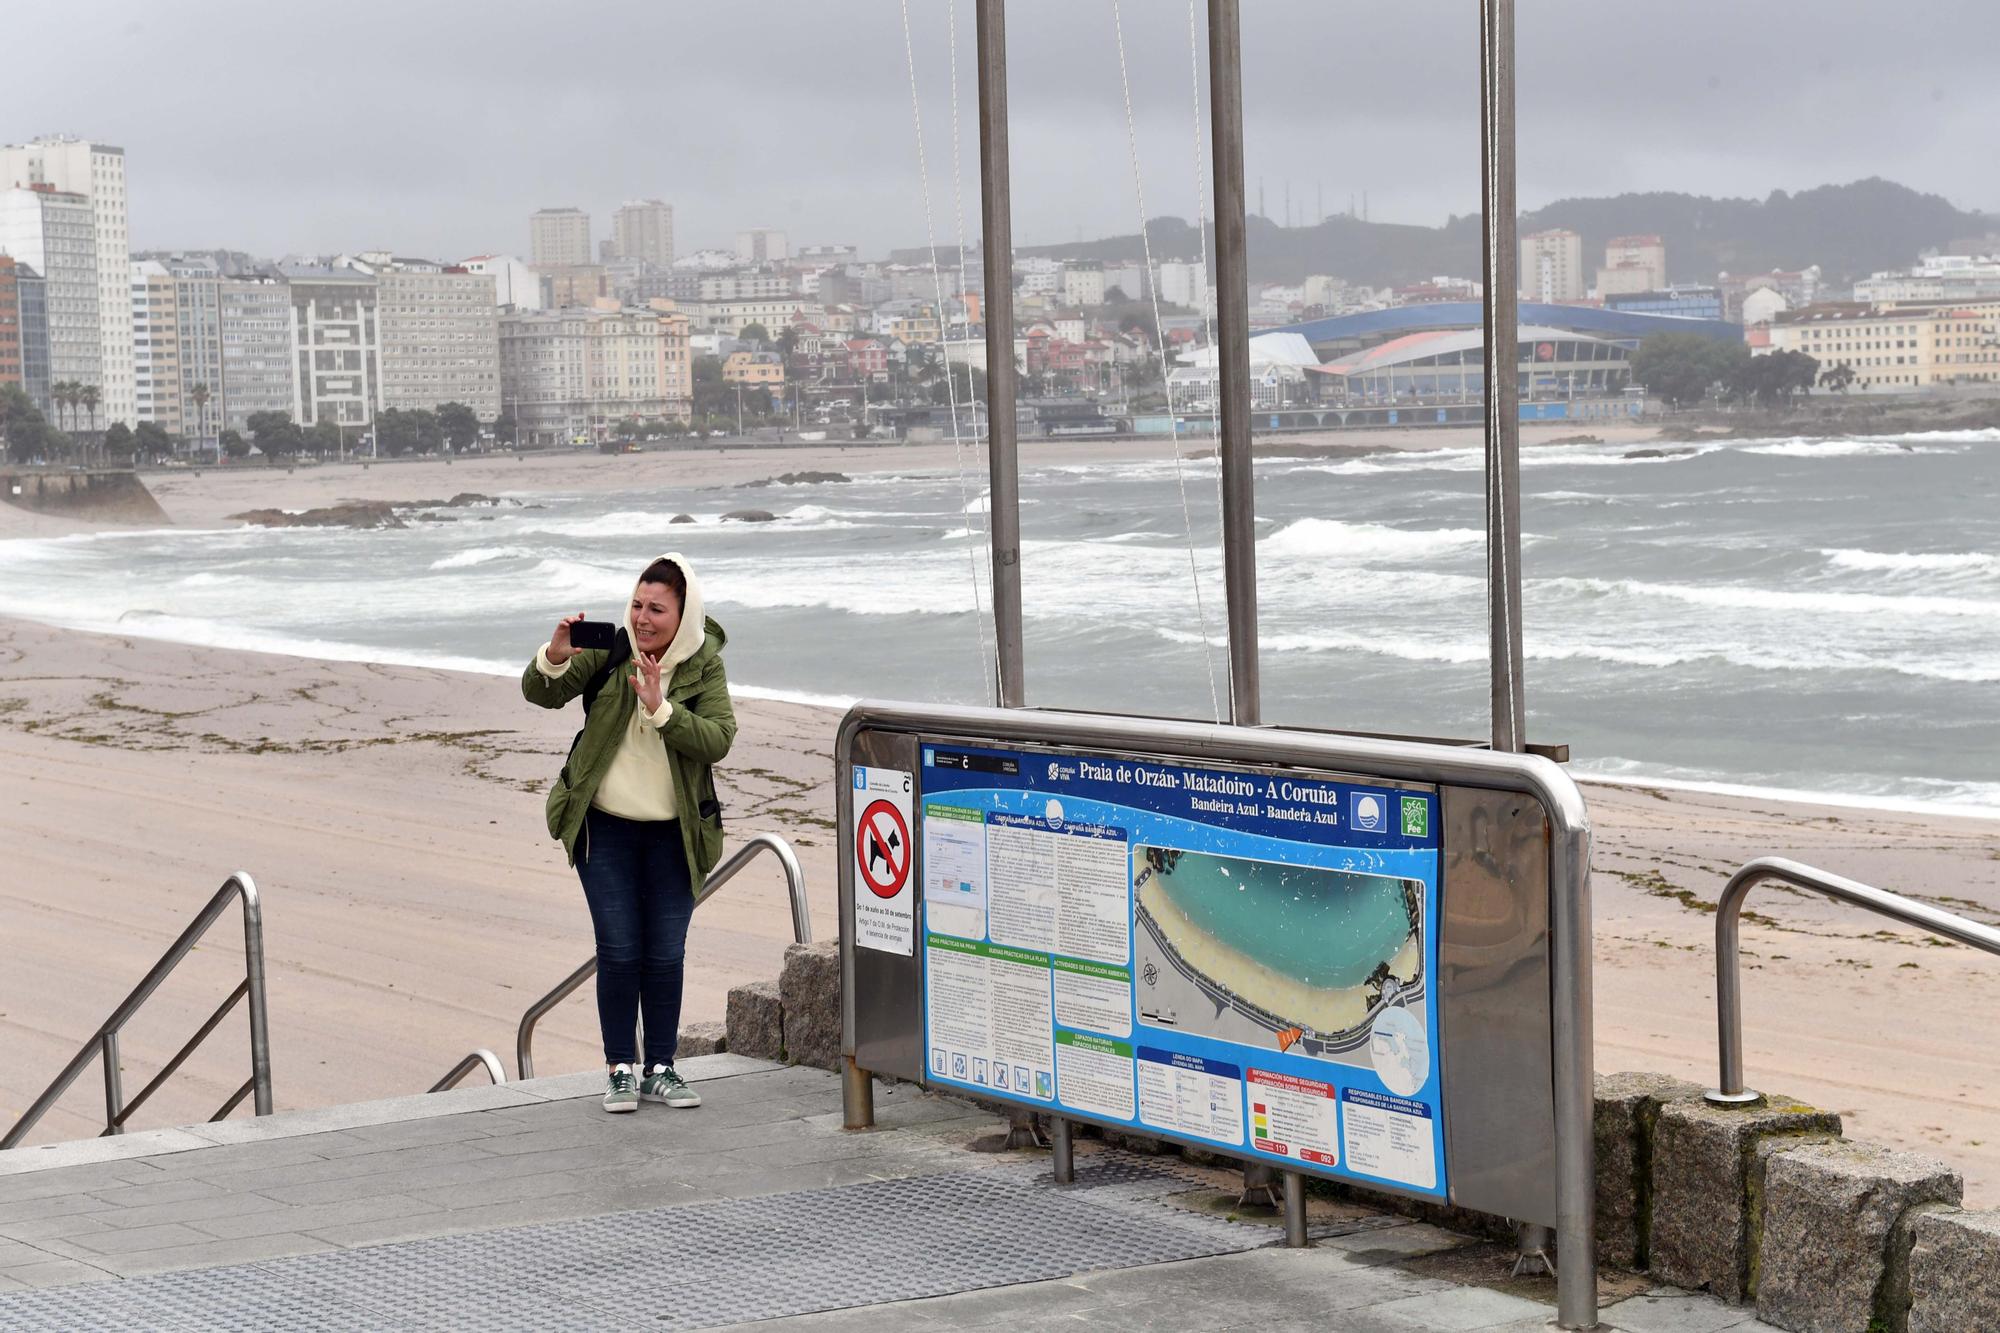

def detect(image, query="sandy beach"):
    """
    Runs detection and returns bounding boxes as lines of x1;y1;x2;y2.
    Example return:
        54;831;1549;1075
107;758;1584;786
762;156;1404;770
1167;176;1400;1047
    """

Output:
3;437;1996;1203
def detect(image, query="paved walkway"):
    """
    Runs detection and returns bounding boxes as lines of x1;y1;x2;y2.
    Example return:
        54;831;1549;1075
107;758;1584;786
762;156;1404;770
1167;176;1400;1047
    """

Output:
0;1056;1774;1330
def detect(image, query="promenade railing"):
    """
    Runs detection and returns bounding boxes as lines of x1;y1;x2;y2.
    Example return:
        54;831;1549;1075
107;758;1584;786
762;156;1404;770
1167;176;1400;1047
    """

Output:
4;873;273;1148
430;1049;507;1093
1707;856;2000;1105
516;833;810;1079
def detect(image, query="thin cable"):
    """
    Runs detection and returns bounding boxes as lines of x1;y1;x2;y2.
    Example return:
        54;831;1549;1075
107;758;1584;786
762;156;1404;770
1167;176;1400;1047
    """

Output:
901;0;994;696
1188;0;1226;526
1112;0;1221;722
946;0;998;691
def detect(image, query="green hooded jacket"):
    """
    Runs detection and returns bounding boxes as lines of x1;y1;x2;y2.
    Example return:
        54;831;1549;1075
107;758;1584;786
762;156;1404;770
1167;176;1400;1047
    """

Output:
521;614;736;878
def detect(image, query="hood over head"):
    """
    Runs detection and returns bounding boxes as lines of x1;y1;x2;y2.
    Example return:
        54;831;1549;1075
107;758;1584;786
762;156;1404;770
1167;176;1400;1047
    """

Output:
625;551;708;673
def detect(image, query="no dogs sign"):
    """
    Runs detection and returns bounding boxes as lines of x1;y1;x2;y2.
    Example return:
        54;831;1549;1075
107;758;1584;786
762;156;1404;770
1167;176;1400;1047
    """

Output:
852;766;915;955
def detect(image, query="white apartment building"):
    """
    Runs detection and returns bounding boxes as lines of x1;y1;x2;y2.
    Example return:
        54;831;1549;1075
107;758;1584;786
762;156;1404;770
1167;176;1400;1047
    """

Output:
130;260;182;436
1156;260;1206;309
374;263;502;419
677;297;822;337
459;254;542;310
1061;262;1106;308
691;270;796;302
279;262;380;427
0;137;134;426
219;277;296;434
499;306;692;444
736;228;788;263
0;185;99;413
1521;229;1585;304
1015;256;1061;297
1853;255;2000;305
1767;302;2000;392
530;208;592;269
1597;234;1667;295
613;200;675;266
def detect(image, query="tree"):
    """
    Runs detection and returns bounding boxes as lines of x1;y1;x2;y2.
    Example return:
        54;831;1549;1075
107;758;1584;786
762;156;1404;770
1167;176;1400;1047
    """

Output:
189;383;213;452
612;415;645;439
79;385;100;438
102;421;136;463
738;322;771;346
1819;362;1856;394
493;409;517;445
1630;333;1749;408
306;418;342;457
133;420;172;462
0;384;62;463
412;409;442;454
1726;349;1819;408
219;429;249;460
246;410;303;461
436;401;481;452
1105;285;1131;304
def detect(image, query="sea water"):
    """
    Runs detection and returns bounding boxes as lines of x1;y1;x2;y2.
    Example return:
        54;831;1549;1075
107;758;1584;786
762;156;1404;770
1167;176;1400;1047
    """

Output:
1151;852;1412;989
1;429;1996;816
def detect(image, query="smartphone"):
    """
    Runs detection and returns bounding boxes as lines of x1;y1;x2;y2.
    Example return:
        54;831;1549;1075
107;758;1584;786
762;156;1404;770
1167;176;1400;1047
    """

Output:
569;619;618;651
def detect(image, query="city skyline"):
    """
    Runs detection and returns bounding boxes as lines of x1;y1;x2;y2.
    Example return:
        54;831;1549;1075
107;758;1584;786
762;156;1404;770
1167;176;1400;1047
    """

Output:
5;1;1995;262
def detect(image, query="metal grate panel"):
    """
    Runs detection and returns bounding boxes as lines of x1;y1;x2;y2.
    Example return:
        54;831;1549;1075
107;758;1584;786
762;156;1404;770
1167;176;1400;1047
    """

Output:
0;1157;1263;1331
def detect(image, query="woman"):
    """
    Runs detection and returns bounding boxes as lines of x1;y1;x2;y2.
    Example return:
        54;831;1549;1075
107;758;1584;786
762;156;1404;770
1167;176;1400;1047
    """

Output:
523;552;736;1113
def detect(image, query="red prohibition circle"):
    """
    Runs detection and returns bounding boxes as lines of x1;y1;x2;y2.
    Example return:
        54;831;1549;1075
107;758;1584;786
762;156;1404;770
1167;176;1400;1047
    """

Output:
856;799;911;899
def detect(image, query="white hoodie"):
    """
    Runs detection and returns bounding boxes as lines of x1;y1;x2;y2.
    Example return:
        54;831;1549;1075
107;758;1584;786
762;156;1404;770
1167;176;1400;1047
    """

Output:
537;552;707;822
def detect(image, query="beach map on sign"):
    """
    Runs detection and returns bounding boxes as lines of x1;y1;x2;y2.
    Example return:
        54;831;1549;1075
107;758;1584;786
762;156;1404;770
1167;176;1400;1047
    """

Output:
916;742;1447;1197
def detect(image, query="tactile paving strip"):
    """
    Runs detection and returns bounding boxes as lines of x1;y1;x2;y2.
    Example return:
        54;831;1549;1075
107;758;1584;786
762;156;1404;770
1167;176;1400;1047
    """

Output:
0;1156;1264;1331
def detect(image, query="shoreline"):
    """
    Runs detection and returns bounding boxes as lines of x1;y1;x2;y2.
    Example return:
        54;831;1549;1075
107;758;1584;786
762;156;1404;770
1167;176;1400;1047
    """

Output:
0;596;1987;824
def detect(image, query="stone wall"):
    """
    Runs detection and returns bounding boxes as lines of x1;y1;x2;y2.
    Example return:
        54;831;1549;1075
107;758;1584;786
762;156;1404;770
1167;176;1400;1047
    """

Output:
728;946;1998;1332
1;469;168;523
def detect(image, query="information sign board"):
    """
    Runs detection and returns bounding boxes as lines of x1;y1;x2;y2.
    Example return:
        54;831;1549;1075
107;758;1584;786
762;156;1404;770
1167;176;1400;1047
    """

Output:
916;741;1447;1198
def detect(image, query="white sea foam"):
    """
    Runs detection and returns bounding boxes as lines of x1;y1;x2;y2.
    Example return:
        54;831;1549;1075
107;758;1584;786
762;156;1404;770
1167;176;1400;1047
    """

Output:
1736;436;1953;460
1261;518;1484;561
1546;575;2000;620
1575;759;2000;821
429;545;538;570
1821;548;1999;576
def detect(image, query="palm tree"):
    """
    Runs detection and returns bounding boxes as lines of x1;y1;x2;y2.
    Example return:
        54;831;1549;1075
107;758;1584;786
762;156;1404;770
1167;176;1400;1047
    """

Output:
51;381;74;434
80;384;100;436
189;382;212;460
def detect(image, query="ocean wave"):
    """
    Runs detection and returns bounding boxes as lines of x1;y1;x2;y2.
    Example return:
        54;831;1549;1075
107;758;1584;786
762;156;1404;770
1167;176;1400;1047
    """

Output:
1821;548;1999;576
1153;624;1999;683
1575;759;2000;822
1261;517;1485;561
1545;575;2000;620
1735;436;1952;460
429;545;538;570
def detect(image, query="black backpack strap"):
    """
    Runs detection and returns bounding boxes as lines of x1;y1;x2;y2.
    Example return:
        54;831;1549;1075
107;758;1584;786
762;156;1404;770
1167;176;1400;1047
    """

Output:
580;629;632;715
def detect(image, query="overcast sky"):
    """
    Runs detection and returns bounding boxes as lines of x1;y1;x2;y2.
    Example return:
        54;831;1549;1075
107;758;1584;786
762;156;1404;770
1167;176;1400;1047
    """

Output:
5;1;1995;264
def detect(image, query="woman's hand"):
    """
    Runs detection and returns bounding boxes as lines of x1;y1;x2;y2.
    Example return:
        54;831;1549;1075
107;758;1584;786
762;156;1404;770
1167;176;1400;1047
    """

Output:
547;613;585;665
632;650;665;715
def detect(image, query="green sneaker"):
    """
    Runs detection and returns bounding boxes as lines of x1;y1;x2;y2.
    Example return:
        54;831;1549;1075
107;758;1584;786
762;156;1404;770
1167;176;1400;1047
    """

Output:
640;1064;701;1108
603;1064;639;1113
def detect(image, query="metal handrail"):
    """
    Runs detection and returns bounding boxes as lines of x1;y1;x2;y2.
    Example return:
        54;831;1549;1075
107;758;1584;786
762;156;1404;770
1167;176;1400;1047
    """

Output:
430;1049;507;1093
4;873;272;1149
515;832;810;1079
1708;856;2000;1105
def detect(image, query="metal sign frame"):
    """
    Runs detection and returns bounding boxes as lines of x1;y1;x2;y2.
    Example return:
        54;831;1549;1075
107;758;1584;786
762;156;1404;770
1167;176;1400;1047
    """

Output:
837;701;1597;1329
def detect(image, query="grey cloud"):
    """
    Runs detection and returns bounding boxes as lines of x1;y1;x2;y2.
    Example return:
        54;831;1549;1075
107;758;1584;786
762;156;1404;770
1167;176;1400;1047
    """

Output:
7;0;1994;263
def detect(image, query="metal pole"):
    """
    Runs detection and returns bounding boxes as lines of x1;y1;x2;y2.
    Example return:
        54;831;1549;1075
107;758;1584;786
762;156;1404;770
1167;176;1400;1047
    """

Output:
100;1032;124;1136
976;0;1025;708
1480;0;1526;755
1709;858;2000;1106
1549;773;1598;1327
1051;1115;1073;1184
1208;0;1259;726
1281;1171;1309;1248
236;874;274;1116
842;1055;875;1131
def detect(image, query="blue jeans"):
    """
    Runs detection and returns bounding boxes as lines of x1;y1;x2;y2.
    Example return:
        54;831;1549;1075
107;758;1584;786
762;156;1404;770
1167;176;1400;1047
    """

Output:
576;809;695;1068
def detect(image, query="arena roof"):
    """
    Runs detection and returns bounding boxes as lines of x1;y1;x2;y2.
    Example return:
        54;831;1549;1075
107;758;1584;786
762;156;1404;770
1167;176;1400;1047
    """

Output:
1271;301;1739;347
1311;325;1618;376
